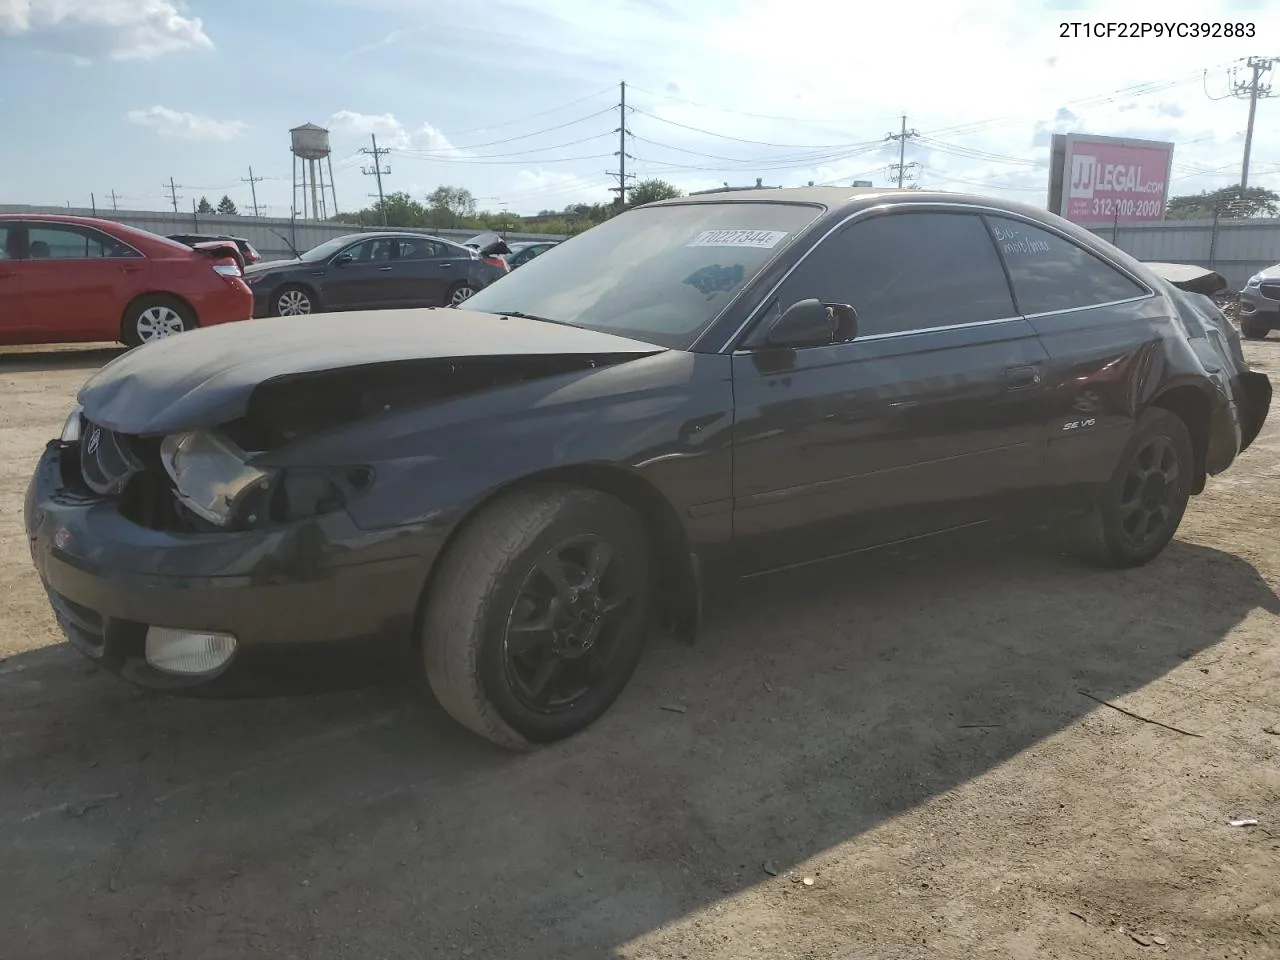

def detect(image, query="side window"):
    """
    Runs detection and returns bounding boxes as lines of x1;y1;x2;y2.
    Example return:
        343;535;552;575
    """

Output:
0;224;15;260
985;215;1147;315
397;238;445;260
776;212;1016;338
26;225;138;259
343;237;396;262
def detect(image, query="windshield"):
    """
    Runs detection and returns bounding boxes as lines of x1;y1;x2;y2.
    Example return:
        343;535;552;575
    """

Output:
461;201;823;349
299;235;361;262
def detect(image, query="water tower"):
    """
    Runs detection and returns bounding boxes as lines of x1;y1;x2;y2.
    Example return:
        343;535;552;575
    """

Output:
290;122;339;220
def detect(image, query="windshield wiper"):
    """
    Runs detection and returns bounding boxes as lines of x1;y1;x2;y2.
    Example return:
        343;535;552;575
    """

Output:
497;310;577;327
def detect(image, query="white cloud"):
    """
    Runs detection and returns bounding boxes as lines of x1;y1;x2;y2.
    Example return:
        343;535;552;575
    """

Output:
126;106;246;141
329;110;463;157
0;0;212;61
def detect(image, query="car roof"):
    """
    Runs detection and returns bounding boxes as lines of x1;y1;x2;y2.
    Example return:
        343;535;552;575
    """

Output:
643;186;1054;223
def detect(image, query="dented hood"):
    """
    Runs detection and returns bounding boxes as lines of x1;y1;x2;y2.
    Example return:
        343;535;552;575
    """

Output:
78;308;664;435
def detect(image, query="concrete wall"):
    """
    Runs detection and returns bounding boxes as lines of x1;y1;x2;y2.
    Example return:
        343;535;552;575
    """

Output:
1086;217;1280;289
0;205;567;262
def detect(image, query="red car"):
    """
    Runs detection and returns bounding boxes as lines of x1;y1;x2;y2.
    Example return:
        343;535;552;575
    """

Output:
0;214;253;347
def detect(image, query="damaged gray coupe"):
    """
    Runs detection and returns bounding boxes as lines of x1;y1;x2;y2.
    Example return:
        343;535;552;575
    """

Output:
25;188;1271;749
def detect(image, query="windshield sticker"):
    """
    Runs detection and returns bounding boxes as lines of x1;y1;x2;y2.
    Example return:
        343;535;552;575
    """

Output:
684;264;746;299
687;229;789;249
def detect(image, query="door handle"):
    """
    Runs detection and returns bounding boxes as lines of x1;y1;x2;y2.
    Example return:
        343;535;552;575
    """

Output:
1004;365;1042;391
440;262;453;268
121;264;144;273
378;266;393;272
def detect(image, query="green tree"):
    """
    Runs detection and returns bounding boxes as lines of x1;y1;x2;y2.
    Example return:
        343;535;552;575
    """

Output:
626;179;683;208
1166;185;1280;220
196;196;215;214
216;195;239;216
371;191;427;227
425;185;477;227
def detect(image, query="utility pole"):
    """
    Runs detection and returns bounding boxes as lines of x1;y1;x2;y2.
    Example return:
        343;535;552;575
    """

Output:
885;114;920;188
165;177;181;213
241;166;264;217
109;190;119;212
1230;57;1276;192
360;134;392;224
607;80;635;207
90;193;97;217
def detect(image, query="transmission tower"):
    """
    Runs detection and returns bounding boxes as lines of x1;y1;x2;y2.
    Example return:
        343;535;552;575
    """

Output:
607;80;636;206
360;134;392;224
1230;57;1276;191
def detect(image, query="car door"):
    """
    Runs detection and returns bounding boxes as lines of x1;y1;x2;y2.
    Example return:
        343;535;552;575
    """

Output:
322;236;399;310
19;222;147;342
393;237;455;306
0;222;26;343
729;208;1051;574
982;214;1158;512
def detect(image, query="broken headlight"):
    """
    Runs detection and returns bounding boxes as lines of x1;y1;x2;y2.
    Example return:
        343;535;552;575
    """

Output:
160;431;274;527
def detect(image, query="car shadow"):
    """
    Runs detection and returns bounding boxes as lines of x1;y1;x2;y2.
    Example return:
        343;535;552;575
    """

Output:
0;345;126;372
1;535;1276;959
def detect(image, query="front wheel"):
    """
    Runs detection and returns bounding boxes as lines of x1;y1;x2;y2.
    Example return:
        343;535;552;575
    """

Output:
1064;407;1194;568
422;485;652;750
1240;316;1271;340
273;284;316;317
122;295;195;347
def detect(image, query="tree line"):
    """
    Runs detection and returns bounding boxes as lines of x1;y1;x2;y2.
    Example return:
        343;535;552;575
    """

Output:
330;179;686;235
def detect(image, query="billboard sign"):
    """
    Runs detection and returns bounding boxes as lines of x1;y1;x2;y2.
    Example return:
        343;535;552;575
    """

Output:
1047;133;1174;226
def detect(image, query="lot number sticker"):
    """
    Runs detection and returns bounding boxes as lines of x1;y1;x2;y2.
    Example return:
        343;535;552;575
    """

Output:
687;229;789;249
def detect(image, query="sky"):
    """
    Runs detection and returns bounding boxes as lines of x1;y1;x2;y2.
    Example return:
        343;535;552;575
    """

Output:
0;0;1277;217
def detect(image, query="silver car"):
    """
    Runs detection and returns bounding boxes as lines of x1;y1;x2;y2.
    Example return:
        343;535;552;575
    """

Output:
1238;265;1280;340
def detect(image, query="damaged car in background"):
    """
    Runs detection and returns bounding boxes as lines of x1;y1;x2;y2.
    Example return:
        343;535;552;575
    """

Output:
26;188;1272;750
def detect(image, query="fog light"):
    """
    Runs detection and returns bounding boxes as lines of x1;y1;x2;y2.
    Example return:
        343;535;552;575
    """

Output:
145;627;237;676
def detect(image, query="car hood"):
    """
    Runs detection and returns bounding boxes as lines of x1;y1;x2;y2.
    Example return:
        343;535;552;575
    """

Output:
78;308;665;436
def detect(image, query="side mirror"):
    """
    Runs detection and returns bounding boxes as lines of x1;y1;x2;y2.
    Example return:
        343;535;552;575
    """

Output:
763;299;857;349
332;253;354;266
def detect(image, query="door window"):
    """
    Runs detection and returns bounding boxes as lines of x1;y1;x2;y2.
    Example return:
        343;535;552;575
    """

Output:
984;215;1148;315
774;211;1017;338
25;224;140;260
342;237;397;262
396;238;449;260
0;225;16;260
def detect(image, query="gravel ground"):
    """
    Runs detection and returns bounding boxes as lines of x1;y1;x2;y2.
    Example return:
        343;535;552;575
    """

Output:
1;341;1278;960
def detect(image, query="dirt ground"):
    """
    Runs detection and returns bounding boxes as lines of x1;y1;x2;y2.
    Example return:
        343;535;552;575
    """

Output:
1;341;1278;960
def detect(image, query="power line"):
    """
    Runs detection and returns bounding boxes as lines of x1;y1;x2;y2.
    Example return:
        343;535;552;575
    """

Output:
629;107;867;149
439;86;619;137
445;107;617;152
396;132;615;161
625;82;899;130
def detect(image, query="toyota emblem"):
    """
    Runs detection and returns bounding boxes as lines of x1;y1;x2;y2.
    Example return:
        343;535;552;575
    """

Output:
86;427;101;456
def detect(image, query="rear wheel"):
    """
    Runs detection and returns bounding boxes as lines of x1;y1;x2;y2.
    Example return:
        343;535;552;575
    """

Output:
447;282;475;307
1240;316;1271;340
422;485;652;750
273;284;316;317
122;295;195;347
1062;407;1194;568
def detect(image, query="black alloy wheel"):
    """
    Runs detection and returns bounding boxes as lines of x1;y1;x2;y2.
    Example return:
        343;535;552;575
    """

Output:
422;485;652;749
502;534;636;714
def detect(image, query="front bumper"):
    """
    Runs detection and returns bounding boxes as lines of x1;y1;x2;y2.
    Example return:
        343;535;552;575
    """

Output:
24;441;433;696
1239;287;1280;326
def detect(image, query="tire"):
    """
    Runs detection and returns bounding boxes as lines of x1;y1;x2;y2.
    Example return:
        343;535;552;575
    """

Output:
446;281;476;307
1063;406;1194;568
1240;316;1270;340
422;484;652;750
122;295;195;347
272;284;317;317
